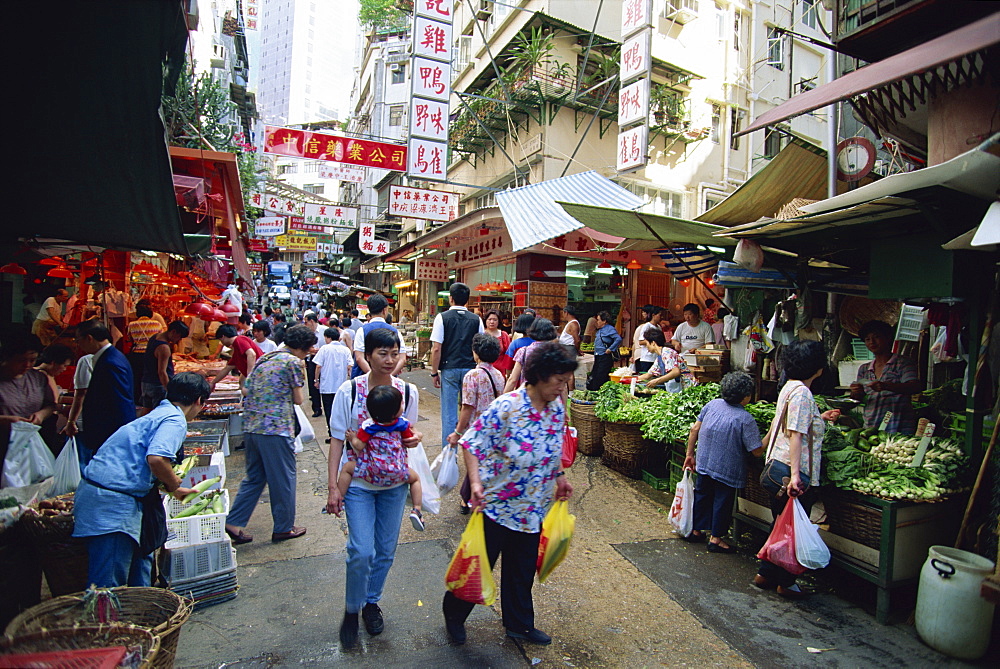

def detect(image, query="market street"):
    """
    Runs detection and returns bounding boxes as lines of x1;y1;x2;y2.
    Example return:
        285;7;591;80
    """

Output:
174;368;980;669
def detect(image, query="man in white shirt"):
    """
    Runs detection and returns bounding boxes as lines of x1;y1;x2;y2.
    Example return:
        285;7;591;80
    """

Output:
429;283;484;446
32;289;69;346
313;327;353;443
353;294;406;376
631;305;663;374
671;302;716;353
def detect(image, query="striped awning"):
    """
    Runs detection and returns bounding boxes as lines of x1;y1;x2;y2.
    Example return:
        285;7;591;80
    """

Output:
496;171;643;252
656;248;720;279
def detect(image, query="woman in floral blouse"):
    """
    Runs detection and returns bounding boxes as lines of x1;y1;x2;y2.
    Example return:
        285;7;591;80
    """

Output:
636;328;696;392
225;324;314;545
443;341;577;647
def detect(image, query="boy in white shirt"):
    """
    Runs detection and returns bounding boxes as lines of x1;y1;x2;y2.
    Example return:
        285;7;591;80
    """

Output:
672;303;716;353
313;328;353;443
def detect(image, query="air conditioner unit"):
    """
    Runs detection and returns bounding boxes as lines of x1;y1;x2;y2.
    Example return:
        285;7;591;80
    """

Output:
663;0;698;24
389;63;403;73
476;0;493;20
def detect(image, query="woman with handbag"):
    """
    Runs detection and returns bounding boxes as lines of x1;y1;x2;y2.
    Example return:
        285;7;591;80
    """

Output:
586;311;622;391
326;327;422;649
754;340;840;598
443;340;577;646
225;324;315;546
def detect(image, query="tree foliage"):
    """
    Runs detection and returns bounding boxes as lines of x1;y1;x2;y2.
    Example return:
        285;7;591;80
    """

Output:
359;0;408;30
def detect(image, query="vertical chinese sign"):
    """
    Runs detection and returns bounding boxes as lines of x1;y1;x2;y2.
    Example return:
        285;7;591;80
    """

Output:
243;0;259;31
618;0;652;173
409;1;452;182
358;221;390;256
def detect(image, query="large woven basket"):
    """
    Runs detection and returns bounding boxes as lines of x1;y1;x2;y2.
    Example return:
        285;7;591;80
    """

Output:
19;493;89;596
822;488;882;549
602;422;649;479
740;461;775;510
0;624;160;669
6;587;191;669
569;399;604;456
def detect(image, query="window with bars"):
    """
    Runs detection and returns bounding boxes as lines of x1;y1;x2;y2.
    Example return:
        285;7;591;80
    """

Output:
388;104;405;126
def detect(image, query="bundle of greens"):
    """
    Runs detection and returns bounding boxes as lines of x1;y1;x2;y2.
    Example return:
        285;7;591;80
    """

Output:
640;383;720;443
593;382;629;421
745;402;776;438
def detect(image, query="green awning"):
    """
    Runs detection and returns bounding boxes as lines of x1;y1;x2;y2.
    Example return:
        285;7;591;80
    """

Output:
557;203;737;247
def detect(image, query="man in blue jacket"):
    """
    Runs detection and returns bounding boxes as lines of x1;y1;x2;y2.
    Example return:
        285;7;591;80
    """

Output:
68;319;136;465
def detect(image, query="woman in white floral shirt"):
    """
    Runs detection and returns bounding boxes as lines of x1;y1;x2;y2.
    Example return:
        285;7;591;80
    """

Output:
443;341;577;647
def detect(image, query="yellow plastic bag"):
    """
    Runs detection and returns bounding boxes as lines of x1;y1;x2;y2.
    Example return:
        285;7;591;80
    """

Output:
445;508;497;605
536;500;575;583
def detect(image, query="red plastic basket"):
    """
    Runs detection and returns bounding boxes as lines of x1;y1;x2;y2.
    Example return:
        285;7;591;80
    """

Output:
1;645;127;669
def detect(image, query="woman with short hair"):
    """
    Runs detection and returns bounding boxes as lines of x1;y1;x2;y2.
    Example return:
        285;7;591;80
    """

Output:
443;340;577;646
504;318;558;392
683;372;763;552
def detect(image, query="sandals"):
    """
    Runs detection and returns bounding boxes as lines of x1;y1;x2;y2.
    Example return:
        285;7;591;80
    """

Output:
226;527;254;545
409;508;425;531
707;542;737;554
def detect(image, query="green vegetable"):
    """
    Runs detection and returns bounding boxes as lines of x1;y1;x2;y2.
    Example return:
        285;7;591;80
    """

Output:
174;455;198;479
745;402;776;437
212;494;224;514
174;496;212;518
0;496;19;510
181;476;222;504
639;383;720;443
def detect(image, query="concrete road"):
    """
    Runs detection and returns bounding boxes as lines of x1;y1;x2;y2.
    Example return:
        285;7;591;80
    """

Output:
175;368;985;668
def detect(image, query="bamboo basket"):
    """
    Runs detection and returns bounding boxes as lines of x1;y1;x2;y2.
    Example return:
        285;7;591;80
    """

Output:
601;421;648;479
6;587;191;669
20;494;88;597
569;398;604;456
0;624;160;669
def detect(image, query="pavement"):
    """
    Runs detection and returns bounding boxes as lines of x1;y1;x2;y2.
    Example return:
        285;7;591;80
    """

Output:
174;367;997;668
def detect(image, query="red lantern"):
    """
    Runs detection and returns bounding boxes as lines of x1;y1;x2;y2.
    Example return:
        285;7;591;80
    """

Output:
221;302;240;314
1;263;27;275
212;309;228;322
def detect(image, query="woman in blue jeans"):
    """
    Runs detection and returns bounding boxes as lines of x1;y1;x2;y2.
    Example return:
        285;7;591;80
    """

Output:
326;327;422;649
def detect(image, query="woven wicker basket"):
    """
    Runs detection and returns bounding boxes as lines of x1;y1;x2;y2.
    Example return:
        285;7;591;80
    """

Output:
822;488;882;549
19;493;89;596
602;422;650;479
0;624;160;669
6;587;191;669
569;399;604;456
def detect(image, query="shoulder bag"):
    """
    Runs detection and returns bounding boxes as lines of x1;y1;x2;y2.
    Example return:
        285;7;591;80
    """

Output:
758;388;814;498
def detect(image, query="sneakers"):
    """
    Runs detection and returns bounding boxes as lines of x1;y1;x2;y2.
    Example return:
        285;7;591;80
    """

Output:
409;508;425;531
505;628;552;645
362;602;384;635
339;612;359;648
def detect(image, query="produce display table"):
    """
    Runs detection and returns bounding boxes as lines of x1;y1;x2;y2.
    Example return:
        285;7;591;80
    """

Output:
735;484;965;623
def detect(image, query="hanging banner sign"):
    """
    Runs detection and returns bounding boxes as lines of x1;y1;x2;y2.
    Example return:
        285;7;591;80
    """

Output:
243;0;259;30
416;0;451;21
358;222;390;256
389;185;458;222
410;98;449;141
620;29;651;84
273;234;317;251
304;203;358;229
264;126;406;170
414;15;452;61
319;164;365;182
415;259;449;282
289;218;334;235
411;57;451;102
619;78;649;127
407;137;448;181
617;125;649;172
254;217;285;237
247;239;269;252
621;0;652;38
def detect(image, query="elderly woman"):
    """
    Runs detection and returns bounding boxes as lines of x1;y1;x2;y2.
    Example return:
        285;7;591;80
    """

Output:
754;340;840;598
636;329;696;392
849;319;921;435
503;318;558;392
443;341;577;647
682;372;763;552
0;329;57;479
326;327;422;649
225;324;315;546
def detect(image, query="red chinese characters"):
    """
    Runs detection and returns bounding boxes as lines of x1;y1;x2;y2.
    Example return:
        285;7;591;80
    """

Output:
264;126;406;170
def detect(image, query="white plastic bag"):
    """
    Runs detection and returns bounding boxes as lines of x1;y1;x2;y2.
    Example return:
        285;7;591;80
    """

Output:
733;238;764;272
408;442;441;515
668;470;694;538
792;497;831;570
2;422;55;488
292;404;316;454
49;437;81;497
433;446;460;494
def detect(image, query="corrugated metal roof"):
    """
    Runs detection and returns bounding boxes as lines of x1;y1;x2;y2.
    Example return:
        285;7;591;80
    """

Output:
496;171;643;251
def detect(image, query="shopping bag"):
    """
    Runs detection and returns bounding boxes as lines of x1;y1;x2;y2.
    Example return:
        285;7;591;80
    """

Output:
409;442;441;515
292;404;315;454
756;496;807;575
2;422;55;488
49;437;82;497
668;470;694;537
536;499;575;583
434;446;459;494
561;427;578;469
444;508;497;605
792;497;830;570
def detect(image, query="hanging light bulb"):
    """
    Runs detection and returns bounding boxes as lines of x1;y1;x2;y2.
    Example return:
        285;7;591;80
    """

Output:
626;258;642;270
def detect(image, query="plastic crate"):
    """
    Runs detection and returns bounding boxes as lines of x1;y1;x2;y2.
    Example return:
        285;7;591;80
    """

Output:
164;490;229;546
641;469;673;491
895;304;925;342
0;646;127;669
159;538;236;583
850;338;875;360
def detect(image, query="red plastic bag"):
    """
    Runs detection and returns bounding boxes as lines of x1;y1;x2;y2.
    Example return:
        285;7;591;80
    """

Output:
756;496;807;575
561;427;577;469
445;508;497;605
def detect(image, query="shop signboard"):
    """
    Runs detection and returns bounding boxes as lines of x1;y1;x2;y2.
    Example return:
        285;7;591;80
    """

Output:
450;232;509;268
248;263;263;272
264;125;406;171
304;203;358;229
289;218;334;235
389;185;457;222
243;0;259;30
359;222;389;256
319;164;365;182
617;125;648;172
619;78;649;127
248;192;265;209
414;15;452;61
407;137;448;181
274;234;317;251
416;0;451;21
254;217;285;237
247;239;269;252
410;97;449;142
415;259;448;282
621;0;652;37
620;29;650;84
618;0;651;171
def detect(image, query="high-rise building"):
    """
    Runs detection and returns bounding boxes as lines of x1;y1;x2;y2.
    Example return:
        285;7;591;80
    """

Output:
255;0;349;126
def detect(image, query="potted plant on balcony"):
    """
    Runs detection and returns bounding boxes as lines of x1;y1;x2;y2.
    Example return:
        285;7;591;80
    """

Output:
506;26;555;84
549;61;574;94
650;84;685;128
